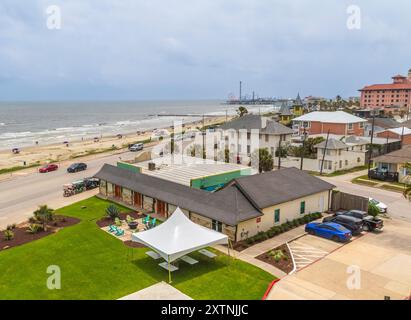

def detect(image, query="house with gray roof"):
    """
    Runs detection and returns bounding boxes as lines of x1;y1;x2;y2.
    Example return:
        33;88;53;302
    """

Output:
218;114;293;165
95;164;334;242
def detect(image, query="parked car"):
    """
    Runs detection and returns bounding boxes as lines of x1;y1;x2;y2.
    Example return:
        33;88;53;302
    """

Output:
369;198;388;213
305;222;352;242
67;162;87;173
129;143;144;152
323;215;363;235
39;163;58;173
336;210;384;232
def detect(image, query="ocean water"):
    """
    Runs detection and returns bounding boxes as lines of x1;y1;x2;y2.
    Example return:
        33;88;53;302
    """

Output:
0;100;277;150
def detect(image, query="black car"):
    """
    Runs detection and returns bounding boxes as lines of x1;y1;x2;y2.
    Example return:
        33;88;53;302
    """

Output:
323;215;363;235
336;210;384;232
67;162;87;173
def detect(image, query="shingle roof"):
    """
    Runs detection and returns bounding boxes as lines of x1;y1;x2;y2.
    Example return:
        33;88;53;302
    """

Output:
372;146;411;164
231;167;335;209
401;119;411;128
367;118;401;129
314;138;348;150
219;114;293;135
279;102;292;116
94;164;261;225
293;111;367;124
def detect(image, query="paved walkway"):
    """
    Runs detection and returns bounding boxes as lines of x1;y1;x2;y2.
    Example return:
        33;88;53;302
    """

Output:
118;281;192;300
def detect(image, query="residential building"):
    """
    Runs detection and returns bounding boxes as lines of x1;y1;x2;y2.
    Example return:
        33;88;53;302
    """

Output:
218;114;294;163
292;111;367;136
359;69;411;110
314;137;368;173
376;127;411;145
364;117;400;137
372;146;411;183
95;164;334;242
278;93;308;125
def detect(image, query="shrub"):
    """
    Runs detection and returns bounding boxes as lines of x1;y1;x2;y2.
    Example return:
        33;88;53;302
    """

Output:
268;249;286;263
115;217;122;226
368;203;380;218
26;224;43;234
106;204;120;220
3;230;14;241
126;215;135;223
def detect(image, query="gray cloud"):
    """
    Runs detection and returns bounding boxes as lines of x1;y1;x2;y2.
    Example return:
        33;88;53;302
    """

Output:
0;0;410;100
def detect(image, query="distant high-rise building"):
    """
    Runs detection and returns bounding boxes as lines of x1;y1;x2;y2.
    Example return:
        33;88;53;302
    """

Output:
359;69;411;110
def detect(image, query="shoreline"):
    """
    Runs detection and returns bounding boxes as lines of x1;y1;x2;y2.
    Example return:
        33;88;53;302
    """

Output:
0;115;232;172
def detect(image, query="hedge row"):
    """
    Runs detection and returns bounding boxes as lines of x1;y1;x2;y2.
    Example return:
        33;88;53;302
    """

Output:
246;212;323;245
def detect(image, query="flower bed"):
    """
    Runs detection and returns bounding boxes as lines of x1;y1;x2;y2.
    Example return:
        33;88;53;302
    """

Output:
257;244;294;274
233;212;322;251
0;215;79;251
96;211;144;228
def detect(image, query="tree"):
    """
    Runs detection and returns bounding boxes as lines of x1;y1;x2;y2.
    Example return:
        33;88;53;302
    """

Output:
252;148;274;173
237;106;248;117
33;205;54;231
368;202;380;218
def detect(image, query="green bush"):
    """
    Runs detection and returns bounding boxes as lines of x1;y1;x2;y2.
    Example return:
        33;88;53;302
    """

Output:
3;230;14;241
26;224;43;234
106;204;120;220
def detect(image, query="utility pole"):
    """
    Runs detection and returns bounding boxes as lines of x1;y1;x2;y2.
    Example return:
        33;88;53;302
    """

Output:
400;106;410;147
202;114;206;159
367;112;376;178
277;135;282;169
239;81;242;102
300;127;307;170
319;130;330;175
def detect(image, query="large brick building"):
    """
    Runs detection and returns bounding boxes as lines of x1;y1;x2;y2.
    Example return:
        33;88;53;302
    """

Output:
359;69;411;110
292;111;367;136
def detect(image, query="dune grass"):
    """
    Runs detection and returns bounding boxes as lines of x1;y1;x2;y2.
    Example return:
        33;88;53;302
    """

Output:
0;197;273;300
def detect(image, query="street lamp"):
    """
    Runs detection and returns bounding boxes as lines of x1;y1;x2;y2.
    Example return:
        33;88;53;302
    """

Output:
300;127;308;170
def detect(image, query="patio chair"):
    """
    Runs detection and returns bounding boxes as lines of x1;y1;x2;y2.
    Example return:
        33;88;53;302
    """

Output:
108;225;118;233
151;218;157;227
142;214;151;224
115;228;124;236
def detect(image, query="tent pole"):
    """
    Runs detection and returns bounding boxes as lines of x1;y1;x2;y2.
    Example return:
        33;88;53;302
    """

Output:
168;256;172;284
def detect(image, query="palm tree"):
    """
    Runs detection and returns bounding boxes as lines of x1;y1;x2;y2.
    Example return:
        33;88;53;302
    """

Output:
252;148;274;173
33;205;54;231
237;106;248;117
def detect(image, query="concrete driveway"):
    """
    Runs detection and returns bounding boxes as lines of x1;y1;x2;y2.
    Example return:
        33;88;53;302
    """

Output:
268;218;411;300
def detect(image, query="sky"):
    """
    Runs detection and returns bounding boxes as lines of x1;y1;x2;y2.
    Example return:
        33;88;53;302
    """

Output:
0;0;410;101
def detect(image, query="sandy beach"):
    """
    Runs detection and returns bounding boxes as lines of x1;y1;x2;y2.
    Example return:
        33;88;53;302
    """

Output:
0;116;232;171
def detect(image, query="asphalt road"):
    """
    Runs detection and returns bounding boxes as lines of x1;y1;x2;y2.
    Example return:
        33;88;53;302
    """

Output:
1;156;410;228
0;150;138;228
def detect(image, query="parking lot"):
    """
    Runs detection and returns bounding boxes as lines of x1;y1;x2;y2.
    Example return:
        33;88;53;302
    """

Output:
268;218;411;300
288;235;344;271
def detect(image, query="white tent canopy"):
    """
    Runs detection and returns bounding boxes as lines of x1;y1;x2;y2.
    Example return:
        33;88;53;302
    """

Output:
132;207;228;263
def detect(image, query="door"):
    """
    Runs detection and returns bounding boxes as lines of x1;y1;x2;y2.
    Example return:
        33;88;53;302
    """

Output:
114;185;122;198
319;195;325;212
157;200;167;217
133;192;142;208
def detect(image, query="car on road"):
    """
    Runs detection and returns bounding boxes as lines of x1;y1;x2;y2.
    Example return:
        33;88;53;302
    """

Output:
323;215;363;235
305;222;352;242
369;198;388;213
39;163;58;173
128;143;144;152
336;209;384;232
67;162;87;173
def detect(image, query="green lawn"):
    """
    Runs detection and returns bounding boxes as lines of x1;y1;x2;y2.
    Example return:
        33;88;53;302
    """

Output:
0;197;273;300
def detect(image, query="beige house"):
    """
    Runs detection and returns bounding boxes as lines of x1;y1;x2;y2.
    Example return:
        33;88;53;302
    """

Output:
217;114;294;164
372;145;411;183
95;164;334;242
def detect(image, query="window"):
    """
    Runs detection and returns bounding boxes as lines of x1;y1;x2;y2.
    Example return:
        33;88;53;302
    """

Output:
348;123;353;130
247;145;251;154
212;220;222;232
345;160;348;166
359;122;364;129
357;157;361;163
265;134;269;142
339;160;342;168
300;201;306;214
274;209;280;223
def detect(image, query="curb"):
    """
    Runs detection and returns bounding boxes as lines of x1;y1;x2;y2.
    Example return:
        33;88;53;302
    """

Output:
262;279;281;300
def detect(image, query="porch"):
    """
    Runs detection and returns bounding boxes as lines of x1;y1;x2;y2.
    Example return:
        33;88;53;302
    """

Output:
368;169;399;182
